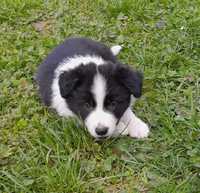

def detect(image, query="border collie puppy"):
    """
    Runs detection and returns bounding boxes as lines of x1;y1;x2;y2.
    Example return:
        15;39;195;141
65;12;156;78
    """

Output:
36;37;149;139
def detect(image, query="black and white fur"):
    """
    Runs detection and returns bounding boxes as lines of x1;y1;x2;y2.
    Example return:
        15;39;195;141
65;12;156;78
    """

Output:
36;38;149;139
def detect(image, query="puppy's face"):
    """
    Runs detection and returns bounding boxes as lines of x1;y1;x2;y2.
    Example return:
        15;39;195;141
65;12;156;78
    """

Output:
59;62;143;139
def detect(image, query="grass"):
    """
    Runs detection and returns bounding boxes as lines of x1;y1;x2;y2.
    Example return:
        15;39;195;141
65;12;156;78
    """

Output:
0;0;200;192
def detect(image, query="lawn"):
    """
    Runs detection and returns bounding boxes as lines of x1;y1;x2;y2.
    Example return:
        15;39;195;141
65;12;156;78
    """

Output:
0;0;200;192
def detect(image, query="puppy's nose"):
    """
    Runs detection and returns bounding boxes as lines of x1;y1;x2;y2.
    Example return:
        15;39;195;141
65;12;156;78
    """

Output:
95;127;108;136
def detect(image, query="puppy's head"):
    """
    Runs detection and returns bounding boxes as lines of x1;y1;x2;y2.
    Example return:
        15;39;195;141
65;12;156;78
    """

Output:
59;62;143;139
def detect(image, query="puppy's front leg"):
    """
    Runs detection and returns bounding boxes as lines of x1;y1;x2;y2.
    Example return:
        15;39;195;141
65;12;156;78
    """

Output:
120;108;150;138
115;121;129;136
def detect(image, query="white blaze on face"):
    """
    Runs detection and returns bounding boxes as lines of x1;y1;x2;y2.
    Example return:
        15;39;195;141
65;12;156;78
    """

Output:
85;73;117;138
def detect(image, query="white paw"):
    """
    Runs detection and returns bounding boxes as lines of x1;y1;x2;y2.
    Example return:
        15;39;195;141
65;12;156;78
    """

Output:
129;120;150;138
110;45;122;56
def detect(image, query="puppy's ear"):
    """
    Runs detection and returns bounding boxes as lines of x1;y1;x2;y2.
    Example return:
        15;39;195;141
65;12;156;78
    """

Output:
59;71;80;98
116;65;143;98
59;63;96;98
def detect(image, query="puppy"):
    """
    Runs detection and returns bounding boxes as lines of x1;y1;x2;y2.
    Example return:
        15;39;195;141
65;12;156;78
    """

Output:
36;37;149;139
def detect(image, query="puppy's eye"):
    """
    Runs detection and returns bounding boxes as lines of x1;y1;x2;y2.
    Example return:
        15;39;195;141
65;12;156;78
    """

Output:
84;102;94;110
110;101;116;107
107;100;117;110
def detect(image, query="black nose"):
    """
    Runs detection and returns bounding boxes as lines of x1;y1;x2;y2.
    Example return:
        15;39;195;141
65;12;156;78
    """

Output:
95;127;108;136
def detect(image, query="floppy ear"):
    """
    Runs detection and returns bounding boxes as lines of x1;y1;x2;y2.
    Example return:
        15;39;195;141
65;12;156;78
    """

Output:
58;63;96;98
58;71;79;98
115;65;143;98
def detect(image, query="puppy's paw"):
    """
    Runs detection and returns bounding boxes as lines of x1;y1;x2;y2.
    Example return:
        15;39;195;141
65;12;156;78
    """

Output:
129;120;150;138
115;121;129;136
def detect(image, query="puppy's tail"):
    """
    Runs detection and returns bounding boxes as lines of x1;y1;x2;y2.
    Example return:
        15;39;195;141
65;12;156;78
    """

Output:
110;45;122;56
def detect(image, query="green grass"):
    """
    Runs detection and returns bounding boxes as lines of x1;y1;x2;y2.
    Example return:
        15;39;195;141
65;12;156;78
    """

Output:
1;0;200;192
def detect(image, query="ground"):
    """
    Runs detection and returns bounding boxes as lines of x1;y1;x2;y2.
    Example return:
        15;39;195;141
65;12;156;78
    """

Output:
0;0;200;192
